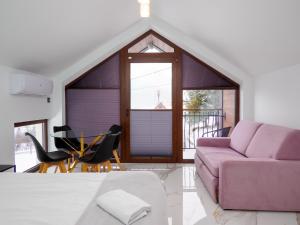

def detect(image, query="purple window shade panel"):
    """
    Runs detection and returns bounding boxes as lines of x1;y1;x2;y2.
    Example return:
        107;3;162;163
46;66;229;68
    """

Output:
182;53;234;89
66;89;120;144
71;53;120;89
130;111;172;156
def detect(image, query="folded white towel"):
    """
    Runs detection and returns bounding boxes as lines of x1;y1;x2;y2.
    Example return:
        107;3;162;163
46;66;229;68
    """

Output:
96;189;151;225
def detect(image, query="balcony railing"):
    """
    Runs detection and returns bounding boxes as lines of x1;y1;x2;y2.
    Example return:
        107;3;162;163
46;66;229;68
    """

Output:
183;109;225;149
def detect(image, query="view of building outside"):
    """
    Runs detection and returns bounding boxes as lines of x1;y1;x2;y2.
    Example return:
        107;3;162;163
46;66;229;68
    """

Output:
14;123;44;172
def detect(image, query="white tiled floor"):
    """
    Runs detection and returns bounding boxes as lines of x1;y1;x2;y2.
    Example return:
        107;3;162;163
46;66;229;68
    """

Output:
123;163;300;225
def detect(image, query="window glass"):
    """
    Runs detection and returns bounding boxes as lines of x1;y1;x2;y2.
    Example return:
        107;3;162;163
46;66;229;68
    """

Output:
131;63;172;109
14;121;47;172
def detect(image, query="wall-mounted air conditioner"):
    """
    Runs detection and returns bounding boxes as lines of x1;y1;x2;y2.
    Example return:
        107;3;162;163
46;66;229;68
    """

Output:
10;72;53;96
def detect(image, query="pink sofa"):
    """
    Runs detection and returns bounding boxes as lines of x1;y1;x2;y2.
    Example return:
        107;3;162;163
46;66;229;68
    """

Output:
195;120;300;211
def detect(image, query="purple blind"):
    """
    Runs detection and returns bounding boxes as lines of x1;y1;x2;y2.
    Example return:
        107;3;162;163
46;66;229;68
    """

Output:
71;53;120;89
66;89;120;142
130;111;172;156
182;53;234;89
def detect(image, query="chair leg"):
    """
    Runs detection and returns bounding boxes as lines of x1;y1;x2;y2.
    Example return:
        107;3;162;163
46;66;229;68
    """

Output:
58;161;67;173
101;161;112;172
42;163;49;173
92;165;98;172
82;163;88;172
101;163;106;172
38;164;44;173
107;161;112;172
67;158;71;171
113;150;124;171
54;166;58;173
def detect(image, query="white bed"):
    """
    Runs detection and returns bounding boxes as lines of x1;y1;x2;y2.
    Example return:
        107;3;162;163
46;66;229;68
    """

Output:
0;171;167;225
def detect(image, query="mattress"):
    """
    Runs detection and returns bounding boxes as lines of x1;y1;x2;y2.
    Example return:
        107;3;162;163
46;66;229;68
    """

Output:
0;171;167;225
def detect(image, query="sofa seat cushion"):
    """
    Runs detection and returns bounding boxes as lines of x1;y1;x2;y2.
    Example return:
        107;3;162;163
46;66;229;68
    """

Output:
196;146;245;177
230;120;262;155
246;124;300;160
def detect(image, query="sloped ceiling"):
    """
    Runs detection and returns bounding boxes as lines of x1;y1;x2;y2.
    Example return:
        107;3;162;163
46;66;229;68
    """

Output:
0;0;140;75
152;0;300;76
0;0;299;76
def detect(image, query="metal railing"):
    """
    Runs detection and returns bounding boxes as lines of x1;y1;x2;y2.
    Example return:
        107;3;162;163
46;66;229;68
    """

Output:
183;109;225;149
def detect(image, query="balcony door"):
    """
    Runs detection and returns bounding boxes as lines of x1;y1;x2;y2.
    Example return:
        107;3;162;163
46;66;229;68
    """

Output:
120;31;181;162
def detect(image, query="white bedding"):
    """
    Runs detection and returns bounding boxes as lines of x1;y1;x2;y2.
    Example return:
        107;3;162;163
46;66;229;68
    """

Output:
0;172;167;225
0;173;107;225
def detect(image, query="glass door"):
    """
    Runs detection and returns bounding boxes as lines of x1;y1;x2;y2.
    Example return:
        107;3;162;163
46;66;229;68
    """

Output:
129;62;173;158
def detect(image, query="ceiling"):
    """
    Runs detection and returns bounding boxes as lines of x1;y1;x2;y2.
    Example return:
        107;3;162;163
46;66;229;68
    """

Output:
152;0;300;76
0;0;140;76
0;0;299;76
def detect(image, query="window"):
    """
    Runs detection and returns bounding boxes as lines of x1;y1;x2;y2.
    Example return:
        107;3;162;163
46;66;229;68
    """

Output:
128;34;174;53
130;63;172;109
14;120;48;172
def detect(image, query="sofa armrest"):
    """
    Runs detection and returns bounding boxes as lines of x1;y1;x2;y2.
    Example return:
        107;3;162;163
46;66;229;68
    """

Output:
197;137;231;148
219;158;300;211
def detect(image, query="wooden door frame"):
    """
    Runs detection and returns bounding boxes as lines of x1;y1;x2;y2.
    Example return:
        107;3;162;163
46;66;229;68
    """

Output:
120;49;182;163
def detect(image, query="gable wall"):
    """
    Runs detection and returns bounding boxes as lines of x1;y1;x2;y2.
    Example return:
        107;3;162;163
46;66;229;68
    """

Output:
49;19;254;151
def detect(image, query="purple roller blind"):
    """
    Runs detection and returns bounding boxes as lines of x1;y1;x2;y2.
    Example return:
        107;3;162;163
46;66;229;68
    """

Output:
66;89;120;143
71;53;120;89
130;111;172;156
182;53;234;89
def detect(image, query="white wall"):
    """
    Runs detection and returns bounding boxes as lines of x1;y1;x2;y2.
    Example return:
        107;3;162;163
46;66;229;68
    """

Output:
255;64;300;129
0;65;51;164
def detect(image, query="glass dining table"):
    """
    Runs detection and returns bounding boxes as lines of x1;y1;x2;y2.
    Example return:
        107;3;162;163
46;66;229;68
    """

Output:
51;130;109;172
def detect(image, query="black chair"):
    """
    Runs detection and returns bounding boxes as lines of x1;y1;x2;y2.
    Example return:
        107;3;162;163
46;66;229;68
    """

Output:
108;125;123;170
89;124;123;170
201;127;231;137
25;132;71;173
79;133;119;172
53;125;90;171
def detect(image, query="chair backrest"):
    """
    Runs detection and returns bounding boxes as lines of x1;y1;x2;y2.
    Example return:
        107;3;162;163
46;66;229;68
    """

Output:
53;125;72;133
25;132;51;163
220;127;231;137
109;124;122;150
87;133;119;164
53;125;79;149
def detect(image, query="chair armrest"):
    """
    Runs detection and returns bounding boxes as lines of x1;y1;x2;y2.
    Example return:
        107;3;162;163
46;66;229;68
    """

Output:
197;137;231;148
219;158;300;211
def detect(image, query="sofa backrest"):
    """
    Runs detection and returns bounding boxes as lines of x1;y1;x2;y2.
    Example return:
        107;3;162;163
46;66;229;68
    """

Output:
245;124;300;160
230;120;262;155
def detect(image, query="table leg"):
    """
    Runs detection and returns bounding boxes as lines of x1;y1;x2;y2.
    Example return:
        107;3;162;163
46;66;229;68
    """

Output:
80;132;84;171
80;132;84;156
69;160;79;172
